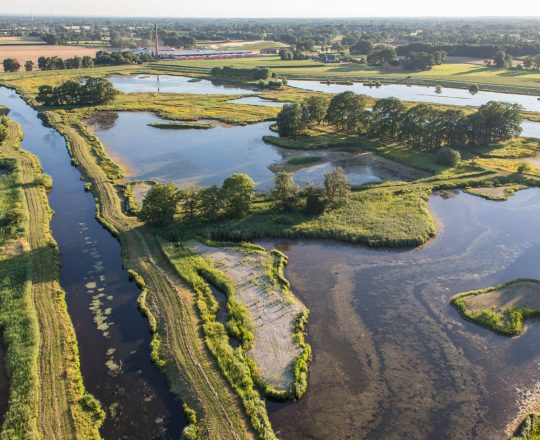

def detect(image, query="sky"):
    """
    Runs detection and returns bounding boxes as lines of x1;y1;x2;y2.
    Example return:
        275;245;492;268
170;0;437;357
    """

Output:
2;0;540;18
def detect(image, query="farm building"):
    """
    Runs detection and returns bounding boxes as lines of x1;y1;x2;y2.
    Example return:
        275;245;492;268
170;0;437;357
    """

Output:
131;48;254;60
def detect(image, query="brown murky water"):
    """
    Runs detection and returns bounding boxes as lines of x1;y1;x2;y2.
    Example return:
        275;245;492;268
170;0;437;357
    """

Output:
266;189;540;440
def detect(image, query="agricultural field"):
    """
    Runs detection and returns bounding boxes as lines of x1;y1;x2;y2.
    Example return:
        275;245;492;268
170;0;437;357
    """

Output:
0;45;98;66
157;56;540;93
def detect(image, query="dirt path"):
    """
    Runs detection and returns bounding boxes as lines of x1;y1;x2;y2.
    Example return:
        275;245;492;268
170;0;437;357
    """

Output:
1;118;101;438
50;112;256;439
189;242;305;391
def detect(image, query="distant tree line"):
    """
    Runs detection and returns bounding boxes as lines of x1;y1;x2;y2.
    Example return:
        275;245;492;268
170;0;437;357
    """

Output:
277;92;523;150
35;78;119;106
3;51;154;73
397;42;540;58
210;66;272;80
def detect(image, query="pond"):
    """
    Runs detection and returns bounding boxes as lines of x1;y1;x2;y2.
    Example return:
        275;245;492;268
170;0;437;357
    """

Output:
90;112;404;190
265;188;540;440
522;120;540;139
0;87;186;439
108;74;254;95
288;79;540;113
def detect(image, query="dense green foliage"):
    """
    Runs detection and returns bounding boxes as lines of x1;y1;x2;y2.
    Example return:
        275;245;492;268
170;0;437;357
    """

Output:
436;147;461;166
366;45;397;65
403;50;446;71
221;174;256;219
271;172;300;211
36;78;118;106
139;183;178;226
2;58;21;73
324;167;351;208
210;66;271;81
512;414;540;440
276;93;523;152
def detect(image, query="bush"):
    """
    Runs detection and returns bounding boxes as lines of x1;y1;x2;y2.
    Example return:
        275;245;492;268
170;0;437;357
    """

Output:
436;147;461;166
517;162;539;174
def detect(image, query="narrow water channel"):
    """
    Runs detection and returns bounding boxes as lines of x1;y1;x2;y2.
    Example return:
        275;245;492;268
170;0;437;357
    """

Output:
0;87;187;439
265;189;540;440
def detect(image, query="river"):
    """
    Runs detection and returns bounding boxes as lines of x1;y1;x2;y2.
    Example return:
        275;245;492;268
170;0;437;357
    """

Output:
265;189;540;440
0;87;187;439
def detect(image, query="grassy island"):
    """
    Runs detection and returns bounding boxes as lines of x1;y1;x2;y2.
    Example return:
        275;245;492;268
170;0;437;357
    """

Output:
451;279;540;336
148;121;214;129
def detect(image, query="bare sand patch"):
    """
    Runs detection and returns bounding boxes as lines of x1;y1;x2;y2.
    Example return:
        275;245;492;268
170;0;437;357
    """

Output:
0;45;98;66
465;185;525;201
461;280;540;313
188;241;305;392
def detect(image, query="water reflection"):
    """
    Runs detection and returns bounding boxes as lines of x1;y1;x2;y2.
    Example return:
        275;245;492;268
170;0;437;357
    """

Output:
90;112;390;190
288;80;540;113
108;74;254;95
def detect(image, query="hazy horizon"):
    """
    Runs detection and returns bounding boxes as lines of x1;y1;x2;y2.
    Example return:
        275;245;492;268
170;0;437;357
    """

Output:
1;0;540;19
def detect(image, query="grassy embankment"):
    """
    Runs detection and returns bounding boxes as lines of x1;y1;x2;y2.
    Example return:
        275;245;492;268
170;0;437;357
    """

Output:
37;108;259;439
451;279;540;336
0;116;103;439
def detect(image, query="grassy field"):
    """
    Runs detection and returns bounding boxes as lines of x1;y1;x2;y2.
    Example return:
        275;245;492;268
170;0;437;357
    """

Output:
152;56;540;94
167;189;437;247
0;117;103;439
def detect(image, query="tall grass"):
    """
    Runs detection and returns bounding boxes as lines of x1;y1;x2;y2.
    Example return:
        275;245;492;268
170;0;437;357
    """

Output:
167;189;436;248
0;158;40;438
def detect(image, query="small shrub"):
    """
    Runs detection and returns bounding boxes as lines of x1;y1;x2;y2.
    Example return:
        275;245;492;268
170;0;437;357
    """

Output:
436;147;461;166
517;162;539;174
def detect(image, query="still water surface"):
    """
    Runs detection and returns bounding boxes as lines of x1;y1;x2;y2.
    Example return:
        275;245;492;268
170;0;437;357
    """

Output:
0;87;186;439
288;79;540;112
90;112;386;189
266;189;540;440
109;74;254;95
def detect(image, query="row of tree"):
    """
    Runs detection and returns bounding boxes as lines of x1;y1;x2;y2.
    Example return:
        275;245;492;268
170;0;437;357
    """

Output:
2;51;154;73
140;167;352;227
277;92;523;149
210;66;273;81
36;78;119;106
140;173;257;226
